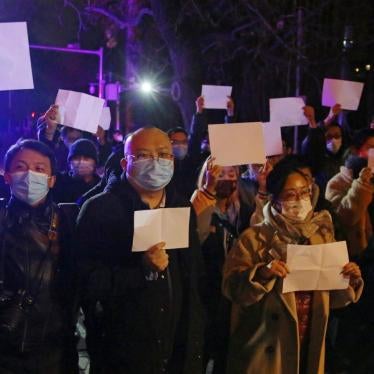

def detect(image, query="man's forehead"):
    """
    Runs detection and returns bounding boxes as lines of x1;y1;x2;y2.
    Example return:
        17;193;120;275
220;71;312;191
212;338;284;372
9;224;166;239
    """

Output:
126;129;171;152
14;149;48;162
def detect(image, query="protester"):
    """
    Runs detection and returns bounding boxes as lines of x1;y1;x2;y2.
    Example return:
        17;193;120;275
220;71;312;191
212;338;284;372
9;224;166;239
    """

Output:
76;127;205;373
37;105;111;172
301;104;348;194
325;128;374;258
0;139;78;373
222;158;363;374
190;96;235;173
53;139;101;204
167;126;200;200
191;159;243;373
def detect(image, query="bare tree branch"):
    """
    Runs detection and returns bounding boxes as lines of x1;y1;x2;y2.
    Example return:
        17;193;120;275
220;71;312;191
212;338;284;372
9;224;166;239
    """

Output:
85;5;153;29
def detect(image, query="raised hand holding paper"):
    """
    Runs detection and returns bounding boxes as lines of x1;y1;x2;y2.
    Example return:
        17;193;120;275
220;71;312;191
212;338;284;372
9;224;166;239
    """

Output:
201;85;232;109
269;97;308;126
0;22;34;91
55;89;105;134
132;208;191;252
282;241;349;293
208;122;266;166
322;78;364;111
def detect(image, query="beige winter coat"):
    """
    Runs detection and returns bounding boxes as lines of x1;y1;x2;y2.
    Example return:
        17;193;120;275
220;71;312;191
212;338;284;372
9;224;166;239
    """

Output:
325;166;373;257
222;207;363;374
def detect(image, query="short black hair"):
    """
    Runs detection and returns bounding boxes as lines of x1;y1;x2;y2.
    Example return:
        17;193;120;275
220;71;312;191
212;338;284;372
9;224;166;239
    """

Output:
167;127;188;138
4;139;57;175
352;128;374;150
267;155;311;200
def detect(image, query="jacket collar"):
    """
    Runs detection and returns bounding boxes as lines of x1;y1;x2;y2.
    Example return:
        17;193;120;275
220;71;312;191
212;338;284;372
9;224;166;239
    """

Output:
6;195;54;227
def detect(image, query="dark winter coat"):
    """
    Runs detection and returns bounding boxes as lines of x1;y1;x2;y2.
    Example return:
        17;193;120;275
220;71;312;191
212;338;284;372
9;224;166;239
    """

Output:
75;175;205;374
0;196;78;359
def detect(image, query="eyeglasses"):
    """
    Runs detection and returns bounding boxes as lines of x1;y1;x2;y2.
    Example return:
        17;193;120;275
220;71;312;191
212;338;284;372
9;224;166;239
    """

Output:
126;152;174;164
279;186;311;202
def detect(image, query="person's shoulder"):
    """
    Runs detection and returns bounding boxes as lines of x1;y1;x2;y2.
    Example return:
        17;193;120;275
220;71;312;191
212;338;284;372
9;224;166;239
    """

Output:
83;190;119;208
79;190;122;220
238;222;272;246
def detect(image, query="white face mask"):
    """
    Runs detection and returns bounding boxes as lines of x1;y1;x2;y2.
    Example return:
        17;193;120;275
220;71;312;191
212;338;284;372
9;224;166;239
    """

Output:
10;170;50;206
279;198;313;222
326;138;342;154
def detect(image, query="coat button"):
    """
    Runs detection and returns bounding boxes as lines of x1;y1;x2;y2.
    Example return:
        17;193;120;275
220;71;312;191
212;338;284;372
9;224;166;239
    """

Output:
265;346;275;354
271;313;279;321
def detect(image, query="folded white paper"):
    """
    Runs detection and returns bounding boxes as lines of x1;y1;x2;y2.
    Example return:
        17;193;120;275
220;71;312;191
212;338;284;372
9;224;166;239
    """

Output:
322;78;364;111
55;89;105;134
0;22;34;91
132;207;191;252
269;97;308;127
208;122;266;166
201;85;232;109
99;107;111;130
263;122;283;156
282;241;349;293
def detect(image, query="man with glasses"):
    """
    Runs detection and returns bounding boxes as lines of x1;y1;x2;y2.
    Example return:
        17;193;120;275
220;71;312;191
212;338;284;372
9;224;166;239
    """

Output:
76;127;205;374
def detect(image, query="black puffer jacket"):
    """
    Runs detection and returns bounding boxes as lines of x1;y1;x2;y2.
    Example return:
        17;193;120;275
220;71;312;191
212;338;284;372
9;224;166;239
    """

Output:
0;196;77;353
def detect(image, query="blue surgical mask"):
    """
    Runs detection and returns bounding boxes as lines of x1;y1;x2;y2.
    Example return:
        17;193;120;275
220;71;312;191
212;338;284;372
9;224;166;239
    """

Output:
127;158;174;191
172;145;188;160
10;170;50;206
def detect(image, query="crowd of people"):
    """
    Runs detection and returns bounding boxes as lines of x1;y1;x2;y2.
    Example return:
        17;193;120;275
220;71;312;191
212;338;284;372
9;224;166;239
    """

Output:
0;95;372;374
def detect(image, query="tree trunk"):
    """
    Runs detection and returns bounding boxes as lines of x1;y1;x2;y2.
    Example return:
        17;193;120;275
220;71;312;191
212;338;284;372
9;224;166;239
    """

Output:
149;0;203;129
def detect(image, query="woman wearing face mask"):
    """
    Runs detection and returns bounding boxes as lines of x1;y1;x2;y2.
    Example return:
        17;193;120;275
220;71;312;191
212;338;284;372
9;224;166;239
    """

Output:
222;159;363;374
326;128;374;258
53;139;100;204
191;159;246;374
301;105;348;195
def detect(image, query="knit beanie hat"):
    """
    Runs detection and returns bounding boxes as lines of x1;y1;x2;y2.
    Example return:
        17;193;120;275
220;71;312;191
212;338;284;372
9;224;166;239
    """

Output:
68;139;98;163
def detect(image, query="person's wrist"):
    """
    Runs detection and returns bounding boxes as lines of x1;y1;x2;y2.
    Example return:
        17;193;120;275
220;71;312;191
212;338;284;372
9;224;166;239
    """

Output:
309;120;317;128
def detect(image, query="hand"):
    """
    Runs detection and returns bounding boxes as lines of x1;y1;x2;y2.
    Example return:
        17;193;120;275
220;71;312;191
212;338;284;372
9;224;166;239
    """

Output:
196;96;205;114
358;167;373;185
43;104;59;128
257;260;289;280
204;157;222;195
257;160;272;193
96;125;106;145
227;96;234;117
341;262;361;286
330;103;342;117
324;104;342;126
303;105;317;128
143;242;168;272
